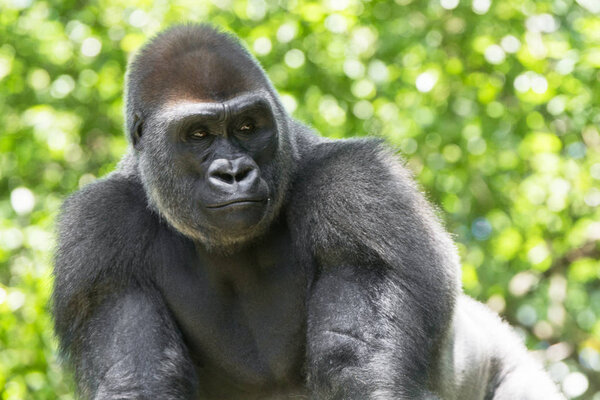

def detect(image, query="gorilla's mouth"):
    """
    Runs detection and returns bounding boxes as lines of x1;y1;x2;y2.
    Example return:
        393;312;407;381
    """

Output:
205;198;266;209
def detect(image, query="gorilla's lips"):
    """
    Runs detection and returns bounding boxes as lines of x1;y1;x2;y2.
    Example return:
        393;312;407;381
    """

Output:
204;197;269;232
205;198;267;209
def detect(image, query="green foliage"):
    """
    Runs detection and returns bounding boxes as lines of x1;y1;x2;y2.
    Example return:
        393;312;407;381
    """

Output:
0;0;599;398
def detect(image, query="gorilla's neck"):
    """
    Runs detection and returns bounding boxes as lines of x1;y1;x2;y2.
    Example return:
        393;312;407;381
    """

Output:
192;215;290;271
115;150;141;177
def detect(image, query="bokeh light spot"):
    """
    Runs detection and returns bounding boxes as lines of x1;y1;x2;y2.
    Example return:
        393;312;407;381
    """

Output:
10;187;35;215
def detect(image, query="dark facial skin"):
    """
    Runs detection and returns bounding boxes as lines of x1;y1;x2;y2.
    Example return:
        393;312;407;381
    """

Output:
135;90;290;250
162;94;277;233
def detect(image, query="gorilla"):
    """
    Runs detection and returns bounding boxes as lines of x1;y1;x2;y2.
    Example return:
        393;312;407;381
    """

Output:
53;24;563;399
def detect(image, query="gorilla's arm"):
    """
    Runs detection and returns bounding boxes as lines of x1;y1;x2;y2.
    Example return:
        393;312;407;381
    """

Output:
289;138;460;398
53;175;197;399
67;289;195;399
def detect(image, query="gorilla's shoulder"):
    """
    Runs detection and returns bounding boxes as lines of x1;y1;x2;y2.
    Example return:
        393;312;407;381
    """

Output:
299;137;406;179
56;173;159;273
290;138;415;213
60;174;151;233
287;138;423;259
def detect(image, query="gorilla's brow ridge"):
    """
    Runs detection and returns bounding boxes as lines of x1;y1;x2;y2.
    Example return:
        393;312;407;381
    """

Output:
158;92;272;123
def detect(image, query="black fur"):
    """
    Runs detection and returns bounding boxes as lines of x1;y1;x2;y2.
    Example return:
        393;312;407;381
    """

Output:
53;24;562;399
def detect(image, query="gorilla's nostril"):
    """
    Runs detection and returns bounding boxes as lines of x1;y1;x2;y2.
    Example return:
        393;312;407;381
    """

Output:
235;168;254;183
213;171;235;184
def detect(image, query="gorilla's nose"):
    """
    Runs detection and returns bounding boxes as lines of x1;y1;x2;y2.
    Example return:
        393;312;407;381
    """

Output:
207;157;259;192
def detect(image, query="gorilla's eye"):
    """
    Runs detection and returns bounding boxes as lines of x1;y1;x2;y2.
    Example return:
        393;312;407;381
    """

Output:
189;129;209;139
238;121;254;132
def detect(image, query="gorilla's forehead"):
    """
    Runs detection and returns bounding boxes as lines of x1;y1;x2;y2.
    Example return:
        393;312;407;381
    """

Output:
139;46;267;104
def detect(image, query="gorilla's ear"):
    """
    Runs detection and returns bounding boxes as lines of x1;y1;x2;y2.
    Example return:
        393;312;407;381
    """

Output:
131;112;143;147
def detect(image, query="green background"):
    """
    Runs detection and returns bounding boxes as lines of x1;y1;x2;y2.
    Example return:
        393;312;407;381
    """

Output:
1;0;599;398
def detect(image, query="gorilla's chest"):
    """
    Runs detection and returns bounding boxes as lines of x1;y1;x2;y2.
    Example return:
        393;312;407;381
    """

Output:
158;226;308;394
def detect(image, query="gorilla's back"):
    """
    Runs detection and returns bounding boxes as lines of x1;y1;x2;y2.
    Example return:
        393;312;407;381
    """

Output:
436;295;563;400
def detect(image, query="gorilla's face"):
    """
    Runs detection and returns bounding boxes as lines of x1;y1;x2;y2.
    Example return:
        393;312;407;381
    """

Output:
136;92;291;250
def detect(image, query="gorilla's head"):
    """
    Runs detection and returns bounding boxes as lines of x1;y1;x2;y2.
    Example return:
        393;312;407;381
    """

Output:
125;25;296;251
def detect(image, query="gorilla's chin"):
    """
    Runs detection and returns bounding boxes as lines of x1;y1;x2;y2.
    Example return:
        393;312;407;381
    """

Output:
205;200;269;234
